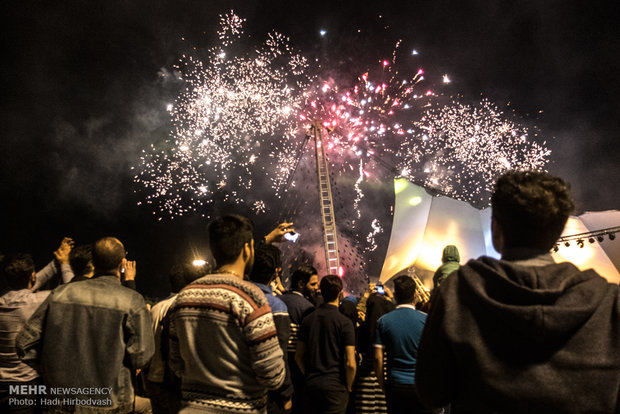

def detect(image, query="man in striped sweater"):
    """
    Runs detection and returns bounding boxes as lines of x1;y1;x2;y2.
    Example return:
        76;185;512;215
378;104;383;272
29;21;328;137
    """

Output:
169;215;286;413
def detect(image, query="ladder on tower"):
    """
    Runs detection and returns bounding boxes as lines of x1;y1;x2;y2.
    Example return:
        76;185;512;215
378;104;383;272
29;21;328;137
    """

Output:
310;122;340;275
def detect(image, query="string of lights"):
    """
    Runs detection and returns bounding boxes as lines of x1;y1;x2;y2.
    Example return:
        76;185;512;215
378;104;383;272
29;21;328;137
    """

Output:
553;226;619;251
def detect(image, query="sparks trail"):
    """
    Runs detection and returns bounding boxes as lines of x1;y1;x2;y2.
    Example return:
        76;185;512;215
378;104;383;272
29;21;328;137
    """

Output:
396;98;551;206
298;41;432;172
134;11;313;218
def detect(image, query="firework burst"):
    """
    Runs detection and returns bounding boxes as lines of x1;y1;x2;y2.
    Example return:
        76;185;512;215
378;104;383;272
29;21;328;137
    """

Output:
298;42;432;166
397;98;551;206
134;11;312;217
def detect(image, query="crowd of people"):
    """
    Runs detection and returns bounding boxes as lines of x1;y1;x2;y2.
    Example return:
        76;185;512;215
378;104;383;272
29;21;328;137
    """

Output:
1;170;619;414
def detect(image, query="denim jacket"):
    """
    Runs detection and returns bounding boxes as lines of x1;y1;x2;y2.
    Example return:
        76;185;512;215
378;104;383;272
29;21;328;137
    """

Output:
16;274;155;413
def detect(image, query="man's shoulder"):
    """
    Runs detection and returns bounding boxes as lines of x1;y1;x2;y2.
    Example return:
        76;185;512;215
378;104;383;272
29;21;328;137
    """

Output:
458;255;609;286
52;276;147;309
0;289;49;308
376;309;394;326
456;256;495;272
268;295;289;314
280;291;312;308
178;273;268;307
380;305;421;322
439;261;460;275
300;304;320;325
441;256;499;287
336;310;355;331
150;294;177;320
185;273;261;290
309;305;351;325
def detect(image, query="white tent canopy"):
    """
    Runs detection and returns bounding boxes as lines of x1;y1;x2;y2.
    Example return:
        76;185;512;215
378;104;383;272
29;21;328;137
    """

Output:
552;212;620;284
577;210;620;274
379;179;620;285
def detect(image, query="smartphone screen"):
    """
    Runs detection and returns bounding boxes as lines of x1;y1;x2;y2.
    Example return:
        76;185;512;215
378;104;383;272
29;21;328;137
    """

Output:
375;285;385;294
284;232;300;243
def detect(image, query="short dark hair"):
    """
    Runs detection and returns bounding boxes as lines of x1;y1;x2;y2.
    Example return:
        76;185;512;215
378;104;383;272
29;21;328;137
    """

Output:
291;264;317;292
492;171;574;250
70;245;93;277
393;275;416;305
92;237;125;273
2;253;35;290
169;262;209;293
320;275;343;302
249;244;281;285
208;215;254;267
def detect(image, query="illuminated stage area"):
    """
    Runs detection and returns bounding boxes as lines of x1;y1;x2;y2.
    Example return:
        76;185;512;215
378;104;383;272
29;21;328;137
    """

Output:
381;178;620;286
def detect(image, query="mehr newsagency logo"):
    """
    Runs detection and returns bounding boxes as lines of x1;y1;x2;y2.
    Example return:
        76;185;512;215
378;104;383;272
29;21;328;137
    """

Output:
8;385;113;407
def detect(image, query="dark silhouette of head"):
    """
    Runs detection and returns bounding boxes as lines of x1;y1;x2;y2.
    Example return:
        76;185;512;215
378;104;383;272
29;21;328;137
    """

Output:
491;171;574;252
2;253;35;290
92;237;125;275
248;244;281;285
169;262;210;293
208;215;254;267
320;275;343;303
393;275;416;305
70;245;93;277
291;264;318;296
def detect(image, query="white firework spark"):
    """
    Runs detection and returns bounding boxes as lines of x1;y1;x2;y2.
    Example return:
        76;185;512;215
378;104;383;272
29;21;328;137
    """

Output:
134;11;312;217
397;98;551;205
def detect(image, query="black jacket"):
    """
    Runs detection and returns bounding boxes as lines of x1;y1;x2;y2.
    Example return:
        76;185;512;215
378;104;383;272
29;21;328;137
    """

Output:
416;255;620;414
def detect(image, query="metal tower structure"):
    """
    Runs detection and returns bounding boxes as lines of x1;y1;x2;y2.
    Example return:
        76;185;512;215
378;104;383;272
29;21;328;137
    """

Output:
310;121;340;275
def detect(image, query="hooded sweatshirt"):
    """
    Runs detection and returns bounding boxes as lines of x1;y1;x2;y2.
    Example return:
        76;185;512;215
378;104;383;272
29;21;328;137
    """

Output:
416;255;620;414
432;245;460;290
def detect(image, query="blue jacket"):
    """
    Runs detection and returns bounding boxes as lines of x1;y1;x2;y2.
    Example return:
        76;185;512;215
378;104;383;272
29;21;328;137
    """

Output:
254;283;294;405
16;274;154;413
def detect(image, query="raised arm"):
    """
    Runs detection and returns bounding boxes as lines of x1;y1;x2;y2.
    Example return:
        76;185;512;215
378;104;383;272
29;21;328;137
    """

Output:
54;238;75;283
32;237;74;290
264;222;295;244
31;261;57;291
122;259;137;290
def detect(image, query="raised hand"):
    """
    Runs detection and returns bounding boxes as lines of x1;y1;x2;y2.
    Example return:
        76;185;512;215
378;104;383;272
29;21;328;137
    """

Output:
123;259;137;281
264;222;295;244
54;237;74;264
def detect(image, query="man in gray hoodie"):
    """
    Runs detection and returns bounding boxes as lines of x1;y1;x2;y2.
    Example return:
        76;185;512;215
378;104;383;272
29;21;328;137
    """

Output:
416;170;620;413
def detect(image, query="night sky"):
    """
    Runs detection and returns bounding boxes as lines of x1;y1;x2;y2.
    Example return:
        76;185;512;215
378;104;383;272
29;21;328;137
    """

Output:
2;0;619;297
